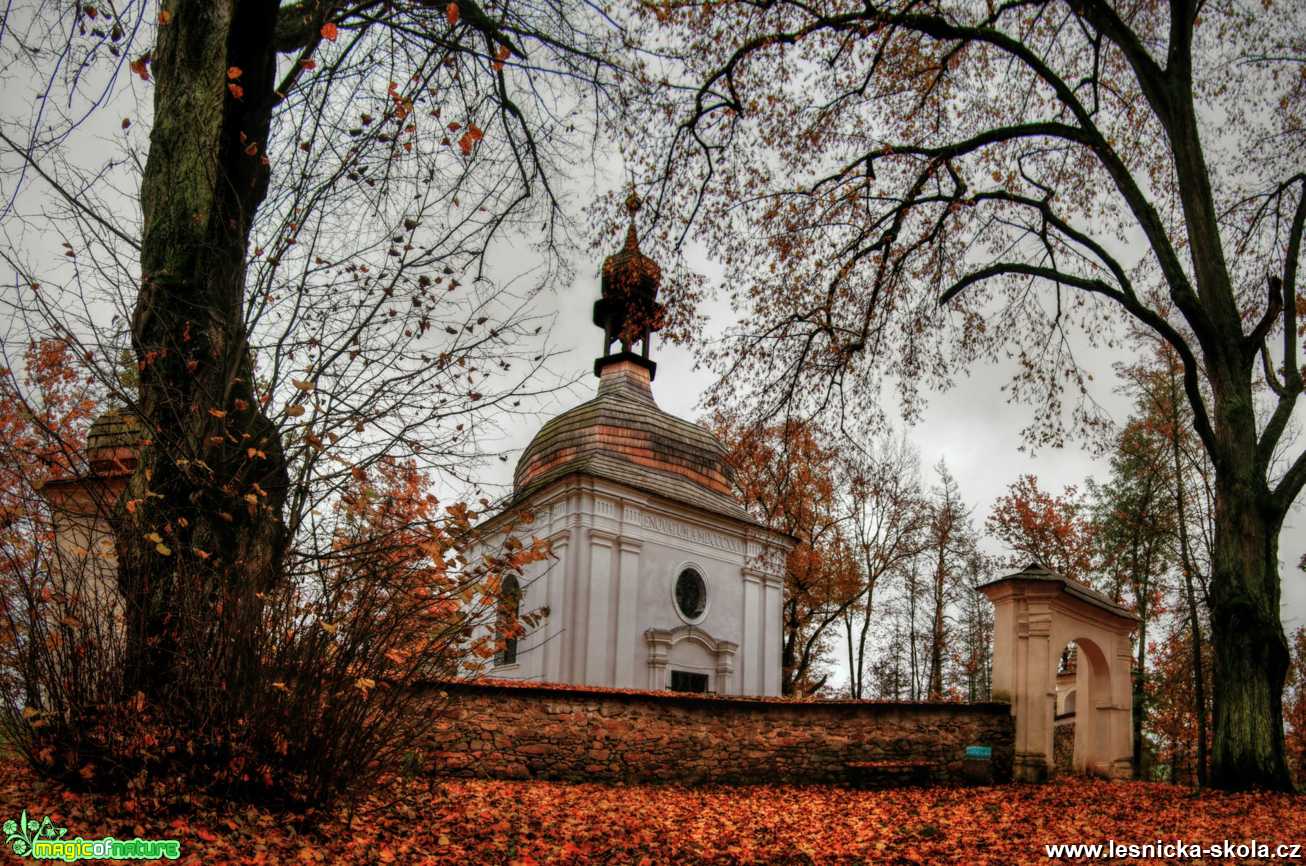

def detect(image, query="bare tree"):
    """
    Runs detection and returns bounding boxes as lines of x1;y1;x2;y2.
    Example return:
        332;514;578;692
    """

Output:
839;430;928;699
922;460;975;700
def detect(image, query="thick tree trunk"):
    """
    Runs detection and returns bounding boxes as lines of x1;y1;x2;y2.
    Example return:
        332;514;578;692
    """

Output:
1169;363;1208;785
116;0;289;697
1208;380;1292;790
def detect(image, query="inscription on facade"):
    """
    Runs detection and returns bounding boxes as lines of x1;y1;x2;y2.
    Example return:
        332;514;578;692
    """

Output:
641;513;744;554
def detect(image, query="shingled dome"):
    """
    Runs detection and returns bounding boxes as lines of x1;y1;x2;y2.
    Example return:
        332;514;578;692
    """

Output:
513;360;750;522
86;408;144;476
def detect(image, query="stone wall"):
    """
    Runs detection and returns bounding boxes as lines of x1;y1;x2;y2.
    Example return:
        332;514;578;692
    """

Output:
1053;720;1075;774
424;681;1013;786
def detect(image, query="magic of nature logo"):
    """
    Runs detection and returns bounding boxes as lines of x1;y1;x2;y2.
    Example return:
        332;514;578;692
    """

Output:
3;810;180;861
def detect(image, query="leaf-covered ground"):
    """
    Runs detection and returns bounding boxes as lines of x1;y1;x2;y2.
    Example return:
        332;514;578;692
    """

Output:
1;757;1302;864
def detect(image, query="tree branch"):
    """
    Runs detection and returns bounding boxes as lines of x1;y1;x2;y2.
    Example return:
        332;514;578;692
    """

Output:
938;257;1220;459
0;128;140;251
1246;275;1284;358
1281;179;1305;393
1274;448;1306;512
1255;181;1306;473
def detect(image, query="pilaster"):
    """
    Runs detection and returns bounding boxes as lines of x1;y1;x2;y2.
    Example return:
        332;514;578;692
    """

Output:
1013;594;1055;782
646;628;670;690
761;570;784;697
614;535;642;687
584;528;617;685
715;640;738;694
543;528;570;683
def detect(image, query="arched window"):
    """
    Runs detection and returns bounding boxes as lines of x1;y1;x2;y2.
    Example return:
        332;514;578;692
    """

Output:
494;575;521;666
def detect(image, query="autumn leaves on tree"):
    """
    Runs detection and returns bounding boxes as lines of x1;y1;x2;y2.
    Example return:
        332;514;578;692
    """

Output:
715;416;991;703
628;0;1306;790
1;0;612;804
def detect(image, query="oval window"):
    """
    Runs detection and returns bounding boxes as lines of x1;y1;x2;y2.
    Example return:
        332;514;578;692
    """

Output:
675;568;707;620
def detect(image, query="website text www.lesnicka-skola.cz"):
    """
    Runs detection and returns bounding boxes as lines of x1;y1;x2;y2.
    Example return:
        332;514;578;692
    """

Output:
1045;840;1303;860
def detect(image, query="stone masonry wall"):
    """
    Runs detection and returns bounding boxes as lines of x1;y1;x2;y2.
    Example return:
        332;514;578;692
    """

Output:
1053;721;1075;775
424;681;1013;786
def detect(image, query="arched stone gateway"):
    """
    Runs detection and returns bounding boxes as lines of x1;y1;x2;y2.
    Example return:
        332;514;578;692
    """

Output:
978;563;1139;782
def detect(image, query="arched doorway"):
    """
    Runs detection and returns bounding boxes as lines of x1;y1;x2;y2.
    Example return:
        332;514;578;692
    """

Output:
978;563;1138;781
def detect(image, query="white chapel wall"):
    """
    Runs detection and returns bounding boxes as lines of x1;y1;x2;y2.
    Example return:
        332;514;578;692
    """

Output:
474;475;787;696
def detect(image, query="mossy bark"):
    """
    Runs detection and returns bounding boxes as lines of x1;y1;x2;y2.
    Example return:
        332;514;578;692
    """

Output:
1207;368;1292;791
117;0;289;696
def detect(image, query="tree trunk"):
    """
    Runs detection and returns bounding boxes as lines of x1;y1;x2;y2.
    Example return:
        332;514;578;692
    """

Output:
1208;379;1292;790
1133;563;1148;778
853;571;878;700
928;550;945;700
907;561;920;700
1184;562;1209;786
843;609;857;698
117;0;289;697
781;599;798;696
1169;362;1208;786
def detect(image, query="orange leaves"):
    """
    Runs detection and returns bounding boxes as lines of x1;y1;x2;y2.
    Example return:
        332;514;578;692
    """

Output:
9;772;1287;866
129;53;151;81
446;1;460;26
458;123;484;155
224;67;242;100
1285;625;1306;784
0;339;96;516
986;474;1094;585
320;21;338;41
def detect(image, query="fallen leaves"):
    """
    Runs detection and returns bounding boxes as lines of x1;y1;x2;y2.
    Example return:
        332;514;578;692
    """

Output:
0;754;1302;865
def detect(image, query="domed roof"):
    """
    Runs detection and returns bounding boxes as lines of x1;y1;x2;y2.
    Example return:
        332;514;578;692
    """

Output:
87;408;143;451
513;361;751;523
86;407;144;476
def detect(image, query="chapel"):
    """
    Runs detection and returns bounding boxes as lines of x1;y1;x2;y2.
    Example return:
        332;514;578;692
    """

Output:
476;194;794;696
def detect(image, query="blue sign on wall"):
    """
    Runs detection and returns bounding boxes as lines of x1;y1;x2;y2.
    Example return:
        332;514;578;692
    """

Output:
965;745;992;760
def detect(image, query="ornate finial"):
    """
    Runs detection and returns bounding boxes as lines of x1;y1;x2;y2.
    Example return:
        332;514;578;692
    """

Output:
623;187;641;250
594;184;664;379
